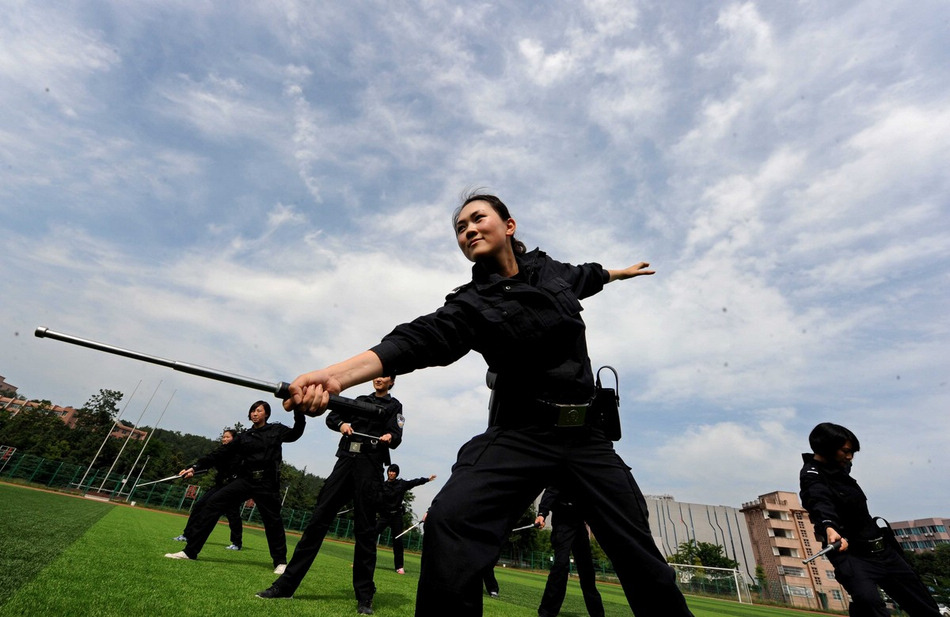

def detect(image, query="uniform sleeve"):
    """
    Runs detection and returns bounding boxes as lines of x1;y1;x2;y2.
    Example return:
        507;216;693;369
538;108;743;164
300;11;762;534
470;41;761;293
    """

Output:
548;258;608;301
192;442;232;473
371;303;475;377
538;487;559;519
385;399;404;450
326;410;346;432
281;412;306;443
800;469;841;539
407;476;430;490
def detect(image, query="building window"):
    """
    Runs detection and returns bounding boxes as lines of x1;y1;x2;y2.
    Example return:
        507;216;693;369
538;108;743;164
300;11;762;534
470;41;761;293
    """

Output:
826;571;836;580
783;566;806;578
832;590;843;601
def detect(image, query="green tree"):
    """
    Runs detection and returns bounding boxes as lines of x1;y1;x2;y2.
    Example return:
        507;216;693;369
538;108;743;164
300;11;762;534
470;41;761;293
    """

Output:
905;544;950;602
0;401;72;457
502;503;542;564
668;539;739;569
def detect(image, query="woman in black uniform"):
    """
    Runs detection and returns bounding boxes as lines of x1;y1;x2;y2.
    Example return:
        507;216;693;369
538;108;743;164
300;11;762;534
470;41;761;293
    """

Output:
800;422;940;616
281;192;693;617
174;428;243;550
375;463;436;574
165;400;305;572
535;486;605;617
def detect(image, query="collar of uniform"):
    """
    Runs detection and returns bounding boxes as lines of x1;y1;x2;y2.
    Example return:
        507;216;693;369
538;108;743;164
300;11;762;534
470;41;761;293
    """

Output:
470;248;543;289
804;453;852;480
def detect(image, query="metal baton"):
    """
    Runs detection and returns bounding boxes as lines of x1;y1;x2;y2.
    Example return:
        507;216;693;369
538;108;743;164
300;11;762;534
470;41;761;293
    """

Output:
351;430;382;445
135;473;188;488
511;522;540;532
802;540;842;564
134;468;207;488
394;520;422;539
35;327;385;418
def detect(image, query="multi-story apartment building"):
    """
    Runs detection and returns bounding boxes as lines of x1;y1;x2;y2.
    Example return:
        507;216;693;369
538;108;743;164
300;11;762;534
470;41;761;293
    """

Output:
891;517;950;553
741;490;850;612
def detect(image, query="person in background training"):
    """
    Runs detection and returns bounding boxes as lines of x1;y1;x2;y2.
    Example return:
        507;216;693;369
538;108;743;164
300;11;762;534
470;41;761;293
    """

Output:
280;191;695;616
375;463;436;574
800;422;940;617
257;375;404;616
535;486;604;617
164;400;305;573
173;428;244;551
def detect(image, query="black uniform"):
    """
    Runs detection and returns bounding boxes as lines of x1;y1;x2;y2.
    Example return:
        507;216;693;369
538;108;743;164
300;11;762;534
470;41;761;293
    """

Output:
181;443;243;548
800;453;940;616
370;249;693;617
268;391;403;606
375;474;429;571
181;414;306;566
537;487;604;617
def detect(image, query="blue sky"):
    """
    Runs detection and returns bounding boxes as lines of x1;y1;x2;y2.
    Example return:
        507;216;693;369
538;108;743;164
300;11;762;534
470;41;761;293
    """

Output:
2;1;948;521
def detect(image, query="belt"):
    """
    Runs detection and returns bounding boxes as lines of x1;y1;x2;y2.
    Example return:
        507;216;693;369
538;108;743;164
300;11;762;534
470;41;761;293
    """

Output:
244;469;271;482
851;536;887;555
494;398;593;429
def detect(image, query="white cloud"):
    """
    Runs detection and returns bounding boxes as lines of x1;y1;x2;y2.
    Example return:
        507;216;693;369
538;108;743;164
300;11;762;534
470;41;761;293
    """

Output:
2;0;948;522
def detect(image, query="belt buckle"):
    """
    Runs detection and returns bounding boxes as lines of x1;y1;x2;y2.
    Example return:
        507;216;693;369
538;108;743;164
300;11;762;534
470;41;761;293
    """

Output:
554;404;587;428
250;470;265;481
349;442;362;453
868;537;885;553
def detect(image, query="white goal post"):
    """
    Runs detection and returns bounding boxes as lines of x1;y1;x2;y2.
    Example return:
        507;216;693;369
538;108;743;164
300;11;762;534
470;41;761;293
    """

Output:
668;562;753;604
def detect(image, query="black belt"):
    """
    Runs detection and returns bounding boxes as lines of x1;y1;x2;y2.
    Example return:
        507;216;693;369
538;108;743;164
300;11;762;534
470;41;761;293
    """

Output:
851;536;887;555
494;398;593;429
244;469;271;482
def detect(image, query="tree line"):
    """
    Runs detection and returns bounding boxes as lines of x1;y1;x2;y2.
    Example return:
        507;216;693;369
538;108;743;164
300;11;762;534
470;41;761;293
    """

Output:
0;388;326;511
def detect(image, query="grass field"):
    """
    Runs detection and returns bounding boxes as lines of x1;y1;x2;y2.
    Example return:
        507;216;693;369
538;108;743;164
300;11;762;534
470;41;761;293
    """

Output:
0;483;831;616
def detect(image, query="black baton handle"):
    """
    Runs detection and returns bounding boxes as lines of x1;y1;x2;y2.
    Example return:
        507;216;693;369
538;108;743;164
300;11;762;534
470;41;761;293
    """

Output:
35;327;385;418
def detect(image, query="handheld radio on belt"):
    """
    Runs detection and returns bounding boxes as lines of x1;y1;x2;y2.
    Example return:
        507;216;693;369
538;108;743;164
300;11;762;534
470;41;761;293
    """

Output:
593;365;622;441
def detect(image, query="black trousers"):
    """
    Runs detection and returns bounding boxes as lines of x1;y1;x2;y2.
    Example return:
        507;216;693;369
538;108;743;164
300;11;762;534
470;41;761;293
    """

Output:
538;518;604;617
183;477;287;566
272;455;382;604
375;511;406;570
183;484;243;547
830;547;940;616
415;426;694;617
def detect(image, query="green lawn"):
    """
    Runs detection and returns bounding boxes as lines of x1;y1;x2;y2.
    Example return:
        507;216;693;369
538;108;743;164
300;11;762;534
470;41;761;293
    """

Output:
0;483;829;616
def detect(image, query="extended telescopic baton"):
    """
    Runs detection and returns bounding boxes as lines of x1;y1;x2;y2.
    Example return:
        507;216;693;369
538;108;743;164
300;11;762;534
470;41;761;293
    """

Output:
511;522;541;532
802;540;842;564
34;327;385;419
395;520;423;539
135;473;191;488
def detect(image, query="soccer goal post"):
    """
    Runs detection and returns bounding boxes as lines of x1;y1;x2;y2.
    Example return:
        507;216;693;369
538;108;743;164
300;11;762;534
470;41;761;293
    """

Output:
669;562;753;604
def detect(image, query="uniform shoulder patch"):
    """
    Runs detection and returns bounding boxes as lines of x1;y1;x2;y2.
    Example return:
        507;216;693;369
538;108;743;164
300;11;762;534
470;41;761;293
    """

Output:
446;282;472;298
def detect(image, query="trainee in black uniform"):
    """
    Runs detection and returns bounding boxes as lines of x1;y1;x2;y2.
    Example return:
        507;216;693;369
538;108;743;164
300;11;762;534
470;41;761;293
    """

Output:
375;463;435;573
176;428;243;550
258;376;404;615
800;422;939;617
536;486;605;617
165;400;305;570
280;193;694;617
